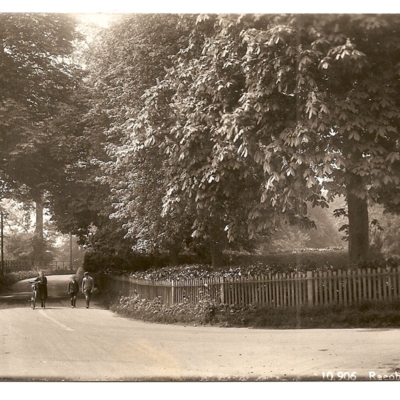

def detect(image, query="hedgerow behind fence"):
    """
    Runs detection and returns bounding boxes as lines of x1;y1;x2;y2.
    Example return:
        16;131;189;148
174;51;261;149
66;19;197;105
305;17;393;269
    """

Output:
104;266;400;308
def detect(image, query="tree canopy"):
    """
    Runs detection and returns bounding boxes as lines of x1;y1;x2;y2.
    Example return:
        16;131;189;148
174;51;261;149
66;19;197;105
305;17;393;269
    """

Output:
3;13;400;269
77;15;200;260
0;13;83;195
127;14;400;263
0;13;84;262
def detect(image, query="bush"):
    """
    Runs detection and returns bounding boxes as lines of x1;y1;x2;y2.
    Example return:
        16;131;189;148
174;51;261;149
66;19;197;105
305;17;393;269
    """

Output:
227;250;349;270
100;291;400;329
102;291;260;327
83;249;169;273
102;250;400;283
0;270;41;292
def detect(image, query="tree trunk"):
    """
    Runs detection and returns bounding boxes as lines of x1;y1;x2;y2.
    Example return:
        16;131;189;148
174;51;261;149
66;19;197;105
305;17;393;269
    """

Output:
347;175;369;263
207;219;226;268
210;241;223;269
169;245;180;266
33;194;46;265
34;198;44;240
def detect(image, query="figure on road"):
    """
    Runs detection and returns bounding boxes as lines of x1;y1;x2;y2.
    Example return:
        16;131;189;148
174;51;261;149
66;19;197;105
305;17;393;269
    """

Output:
82;271;94;309
67;275;79;308
32;270;48;308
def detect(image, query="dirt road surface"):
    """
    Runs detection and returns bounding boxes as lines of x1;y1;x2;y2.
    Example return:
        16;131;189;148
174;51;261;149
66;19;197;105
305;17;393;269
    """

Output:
0;274;399;382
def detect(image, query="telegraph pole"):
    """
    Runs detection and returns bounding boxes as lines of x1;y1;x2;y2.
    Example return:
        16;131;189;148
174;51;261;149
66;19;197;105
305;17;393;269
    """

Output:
69;232;73;271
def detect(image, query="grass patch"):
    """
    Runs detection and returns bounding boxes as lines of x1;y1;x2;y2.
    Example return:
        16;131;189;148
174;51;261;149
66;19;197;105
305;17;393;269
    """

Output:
100;291;400;329
241;301;400;329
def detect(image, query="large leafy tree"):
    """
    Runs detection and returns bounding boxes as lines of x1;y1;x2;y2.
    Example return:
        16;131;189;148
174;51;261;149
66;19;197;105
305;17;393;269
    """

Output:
247;14;400;262
133;14;400;263
0;13;84;262
132;15;321;266
46;18;136;260
81;14;199;263
45;79;119;251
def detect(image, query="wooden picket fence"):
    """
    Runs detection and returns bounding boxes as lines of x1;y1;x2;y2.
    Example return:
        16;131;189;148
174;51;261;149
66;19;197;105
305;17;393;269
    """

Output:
104;275;174;303
104;266;400;308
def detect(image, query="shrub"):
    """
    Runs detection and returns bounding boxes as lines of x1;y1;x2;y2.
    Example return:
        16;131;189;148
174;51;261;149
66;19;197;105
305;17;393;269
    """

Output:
102;291;260;327
100;291;400;330
83;249;169;273
0;270;41;292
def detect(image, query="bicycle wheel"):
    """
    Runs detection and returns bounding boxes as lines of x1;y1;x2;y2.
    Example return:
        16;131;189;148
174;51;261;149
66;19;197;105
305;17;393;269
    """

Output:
30;293;36;309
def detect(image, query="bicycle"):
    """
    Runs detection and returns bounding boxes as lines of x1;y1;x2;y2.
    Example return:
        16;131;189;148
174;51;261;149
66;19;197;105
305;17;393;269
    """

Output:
28;281;38;310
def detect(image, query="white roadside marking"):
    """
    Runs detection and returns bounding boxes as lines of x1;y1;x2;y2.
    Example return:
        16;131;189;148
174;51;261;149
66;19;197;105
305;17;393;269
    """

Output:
39;309;75;332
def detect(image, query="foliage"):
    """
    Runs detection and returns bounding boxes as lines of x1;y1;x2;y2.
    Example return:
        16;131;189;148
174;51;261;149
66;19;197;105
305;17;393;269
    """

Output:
4;14;400;269
0;13;85;262
304;203;343;247
5;232;34;260
0;270;44;292
104;250;347;280
51;234;85;266
0;199;77;263
128;14;400;264
80;15;197;260
46;83;110;246
269;229;311;252
133;16;319;256
83;248;167;273
0;13;84;199
367;204;400;257
103;287;260;327
258;200;343;253
103;292;400;329
102;250;400;283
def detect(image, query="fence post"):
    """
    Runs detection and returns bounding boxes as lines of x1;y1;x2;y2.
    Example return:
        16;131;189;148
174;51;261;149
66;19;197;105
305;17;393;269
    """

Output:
307;271;313;307
171;280;175;305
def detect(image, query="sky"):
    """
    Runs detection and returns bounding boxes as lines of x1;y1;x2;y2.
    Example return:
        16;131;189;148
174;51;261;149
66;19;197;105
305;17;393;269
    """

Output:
76;13;114;28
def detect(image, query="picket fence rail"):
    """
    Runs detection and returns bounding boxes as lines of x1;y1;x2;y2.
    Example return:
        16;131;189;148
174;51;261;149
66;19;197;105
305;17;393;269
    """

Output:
104;266;400;308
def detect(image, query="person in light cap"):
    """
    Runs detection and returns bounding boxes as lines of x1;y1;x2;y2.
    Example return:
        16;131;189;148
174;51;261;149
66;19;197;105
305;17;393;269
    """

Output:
67;274;79;308
82;271;94;308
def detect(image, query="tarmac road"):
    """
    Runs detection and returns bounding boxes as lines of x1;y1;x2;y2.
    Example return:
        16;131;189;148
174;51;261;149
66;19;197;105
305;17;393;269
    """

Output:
0;274;399;382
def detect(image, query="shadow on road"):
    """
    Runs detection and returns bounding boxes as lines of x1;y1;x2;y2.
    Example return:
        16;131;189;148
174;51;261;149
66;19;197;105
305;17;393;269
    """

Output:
0;291;68;310
0;292;31;309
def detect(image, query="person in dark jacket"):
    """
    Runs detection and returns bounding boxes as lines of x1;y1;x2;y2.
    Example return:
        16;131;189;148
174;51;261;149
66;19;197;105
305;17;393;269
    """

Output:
67;275;79;308
33;270;48;308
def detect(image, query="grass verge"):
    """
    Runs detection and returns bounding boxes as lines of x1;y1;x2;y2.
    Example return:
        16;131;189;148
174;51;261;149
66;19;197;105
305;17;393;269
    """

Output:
100;291;400;329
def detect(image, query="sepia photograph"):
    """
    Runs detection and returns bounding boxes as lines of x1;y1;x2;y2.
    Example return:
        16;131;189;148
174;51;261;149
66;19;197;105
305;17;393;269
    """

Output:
0;1;399;394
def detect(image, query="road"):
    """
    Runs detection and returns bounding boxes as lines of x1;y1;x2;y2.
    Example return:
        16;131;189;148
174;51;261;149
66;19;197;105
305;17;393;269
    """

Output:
0;275;399;381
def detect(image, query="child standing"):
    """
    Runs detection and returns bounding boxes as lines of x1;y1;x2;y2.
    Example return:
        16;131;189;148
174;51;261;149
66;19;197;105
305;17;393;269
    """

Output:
68;275;79;308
